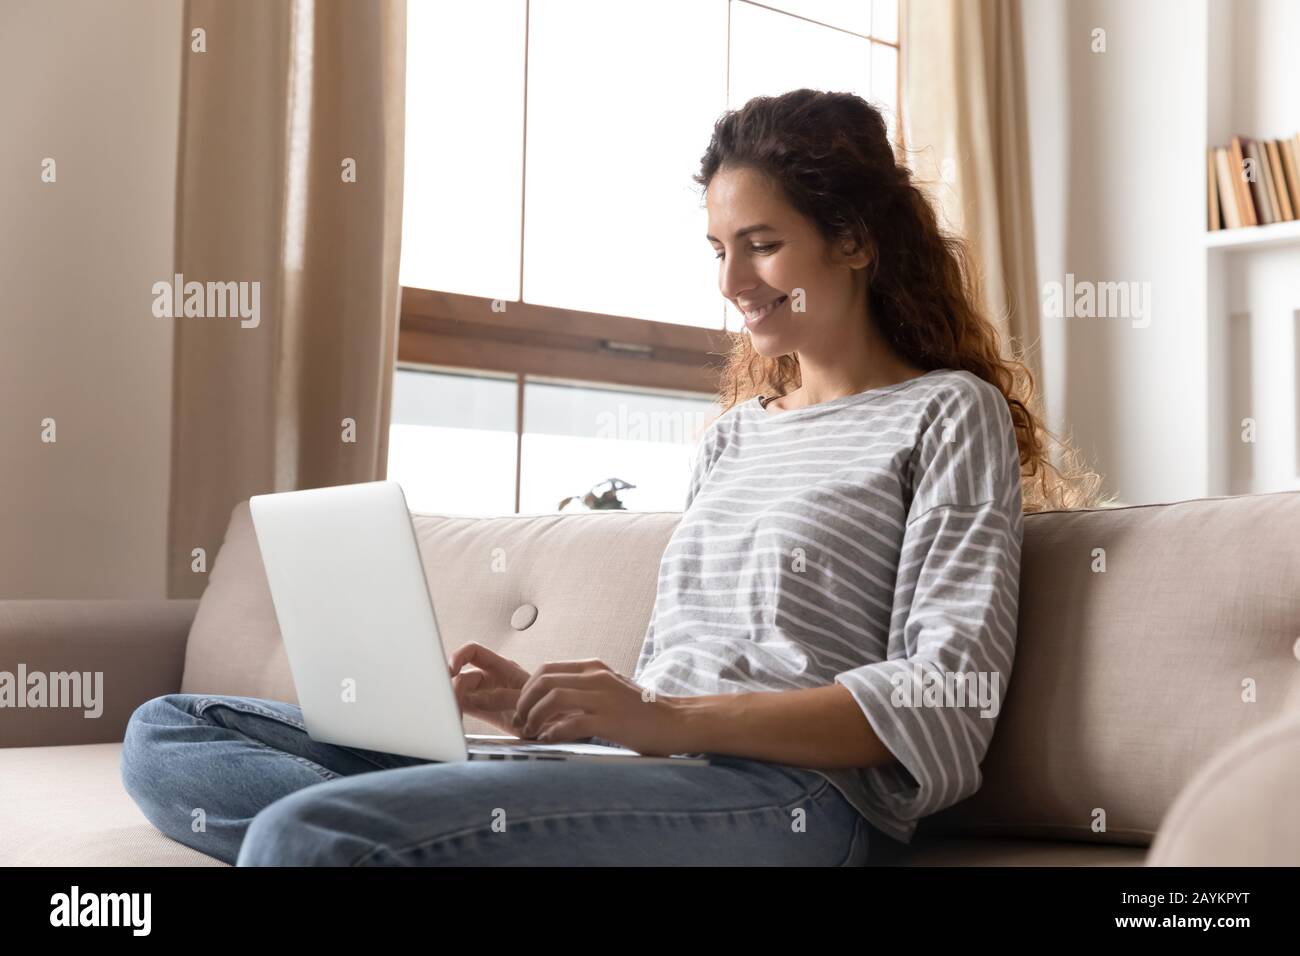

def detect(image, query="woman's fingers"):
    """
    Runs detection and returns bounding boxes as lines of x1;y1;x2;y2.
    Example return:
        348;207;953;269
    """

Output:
535;713;596;743
520;687;602;739
452;671;520;711
448;642;502;674
516;659;607;705
448;642;530;686
517;668;607;719
451;669;485;694
463;686;520;712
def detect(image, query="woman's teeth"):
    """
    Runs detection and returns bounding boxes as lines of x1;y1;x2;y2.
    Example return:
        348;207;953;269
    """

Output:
744;295;787;322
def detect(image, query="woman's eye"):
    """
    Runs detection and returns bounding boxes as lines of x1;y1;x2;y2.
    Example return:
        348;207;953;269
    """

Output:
713;242;779;260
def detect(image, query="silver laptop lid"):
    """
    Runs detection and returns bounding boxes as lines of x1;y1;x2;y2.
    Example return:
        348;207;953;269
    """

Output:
248;480;468;762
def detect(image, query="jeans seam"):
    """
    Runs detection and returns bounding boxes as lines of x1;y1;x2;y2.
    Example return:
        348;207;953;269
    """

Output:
835;815;867;867
190;697;336;781
347;777;837;866
194;696;307;731
245;736;341;782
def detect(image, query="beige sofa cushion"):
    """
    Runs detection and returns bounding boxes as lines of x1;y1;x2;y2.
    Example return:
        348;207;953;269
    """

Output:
0;743;226;866
181;502;677;735
925;490;1300;844
1146;708;1300;865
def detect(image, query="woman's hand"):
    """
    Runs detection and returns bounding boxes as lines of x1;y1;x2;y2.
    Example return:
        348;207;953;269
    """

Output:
447;642;532;737
513;659;685;756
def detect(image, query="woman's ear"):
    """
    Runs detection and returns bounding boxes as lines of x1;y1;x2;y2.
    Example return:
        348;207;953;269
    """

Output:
836;237;873;271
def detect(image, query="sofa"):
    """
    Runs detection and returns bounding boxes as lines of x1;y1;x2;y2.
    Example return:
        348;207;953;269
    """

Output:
3;489;1299;866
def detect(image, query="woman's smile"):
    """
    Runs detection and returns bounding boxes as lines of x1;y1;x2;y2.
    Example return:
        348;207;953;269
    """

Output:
741;294;788;329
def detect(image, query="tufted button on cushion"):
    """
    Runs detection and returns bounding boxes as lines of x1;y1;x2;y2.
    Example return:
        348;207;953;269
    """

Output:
510;603;538;630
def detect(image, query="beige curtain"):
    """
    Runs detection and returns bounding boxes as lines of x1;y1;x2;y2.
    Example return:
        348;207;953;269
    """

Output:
901;0;1041;380
167;0;406;598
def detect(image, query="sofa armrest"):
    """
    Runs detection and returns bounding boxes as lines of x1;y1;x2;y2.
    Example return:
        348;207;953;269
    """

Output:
1147;709;1300;866
0;600;198;748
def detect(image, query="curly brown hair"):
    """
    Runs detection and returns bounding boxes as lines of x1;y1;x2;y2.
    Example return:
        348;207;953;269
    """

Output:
694;89;1107;513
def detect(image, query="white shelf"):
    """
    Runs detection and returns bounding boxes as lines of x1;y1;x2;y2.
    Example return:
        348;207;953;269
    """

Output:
1203;0;1300;499
1205;218;1300;252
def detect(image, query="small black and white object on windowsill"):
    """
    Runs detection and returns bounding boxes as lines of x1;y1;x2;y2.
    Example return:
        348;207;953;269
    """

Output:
558;477;637;512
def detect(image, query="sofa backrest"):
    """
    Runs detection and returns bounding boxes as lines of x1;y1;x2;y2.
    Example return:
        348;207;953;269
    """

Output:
924;489;1300;844
183;491;1300;844
180;502;676;736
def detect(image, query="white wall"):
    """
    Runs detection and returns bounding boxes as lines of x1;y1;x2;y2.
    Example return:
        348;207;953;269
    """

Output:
1207;0;1300;496
1021;0;1209;504
0;0;181;596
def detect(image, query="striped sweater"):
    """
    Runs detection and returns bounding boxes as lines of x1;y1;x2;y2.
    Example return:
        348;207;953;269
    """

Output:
632;368;1025;844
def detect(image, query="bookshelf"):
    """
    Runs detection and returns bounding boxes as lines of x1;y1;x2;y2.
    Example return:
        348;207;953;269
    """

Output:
1204;0;1300;497
1205;218;1300;252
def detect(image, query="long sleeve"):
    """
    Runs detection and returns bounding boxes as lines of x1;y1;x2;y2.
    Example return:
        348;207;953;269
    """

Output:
833;379;1024;824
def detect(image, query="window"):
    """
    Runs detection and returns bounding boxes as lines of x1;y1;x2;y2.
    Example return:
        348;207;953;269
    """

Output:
399;0;526;299
394;0;900;514
521;0;728;328
389;366;720;516
520;380;719;514
388;368;518;515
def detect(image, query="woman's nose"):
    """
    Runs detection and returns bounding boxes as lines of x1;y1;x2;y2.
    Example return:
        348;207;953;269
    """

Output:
719;255;758;302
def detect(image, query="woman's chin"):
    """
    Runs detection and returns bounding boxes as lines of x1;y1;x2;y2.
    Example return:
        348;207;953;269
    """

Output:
746;329;790;358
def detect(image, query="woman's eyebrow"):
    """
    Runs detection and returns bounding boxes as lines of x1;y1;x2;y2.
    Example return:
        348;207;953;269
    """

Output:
705;223;777;241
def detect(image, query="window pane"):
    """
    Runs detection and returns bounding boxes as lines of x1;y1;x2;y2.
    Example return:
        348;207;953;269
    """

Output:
519;381;721;514
749;0;871;34
388;369;518;515
729;2;871;110
871;41;899;146
872;0;898;44
401;1;526;299
522;0;729;328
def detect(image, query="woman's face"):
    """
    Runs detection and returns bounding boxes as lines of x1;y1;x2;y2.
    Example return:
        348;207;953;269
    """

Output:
705;164;868;359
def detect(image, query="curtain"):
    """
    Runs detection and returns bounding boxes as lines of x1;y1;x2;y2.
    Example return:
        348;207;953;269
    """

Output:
167;0;405;597
901;0;1041;381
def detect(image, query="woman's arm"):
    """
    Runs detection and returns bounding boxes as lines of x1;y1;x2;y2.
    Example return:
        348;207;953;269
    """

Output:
513;661;895;765
667;683;898;769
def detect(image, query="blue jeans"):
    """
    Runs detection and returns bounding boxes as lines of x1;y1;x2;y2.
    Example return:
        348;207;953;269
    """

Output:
120;693;874;866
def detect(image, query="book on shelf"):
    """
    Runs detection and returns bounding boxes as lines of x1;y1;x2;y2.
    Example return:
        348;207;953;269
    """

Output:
1212;147;1239;228
1267;140;1294;220
1281;138;1300;218
1249;140;1276;222
1208;132;1300;231
1229;136;1256;227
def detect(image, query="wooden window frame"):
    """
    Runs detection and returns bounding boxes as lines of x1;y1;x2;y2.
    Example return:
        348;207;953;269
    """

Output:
398;287;733;395
395;290;733;513
397;1;904;396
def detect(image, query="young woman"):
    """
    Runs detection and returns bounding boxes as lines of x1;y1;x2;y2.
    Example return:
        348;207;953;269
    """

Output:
121;89;1100;866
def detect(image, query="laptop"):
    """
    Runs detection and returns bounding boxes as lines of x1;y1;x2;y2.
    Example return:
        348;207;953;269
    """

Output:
247;480;708;767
